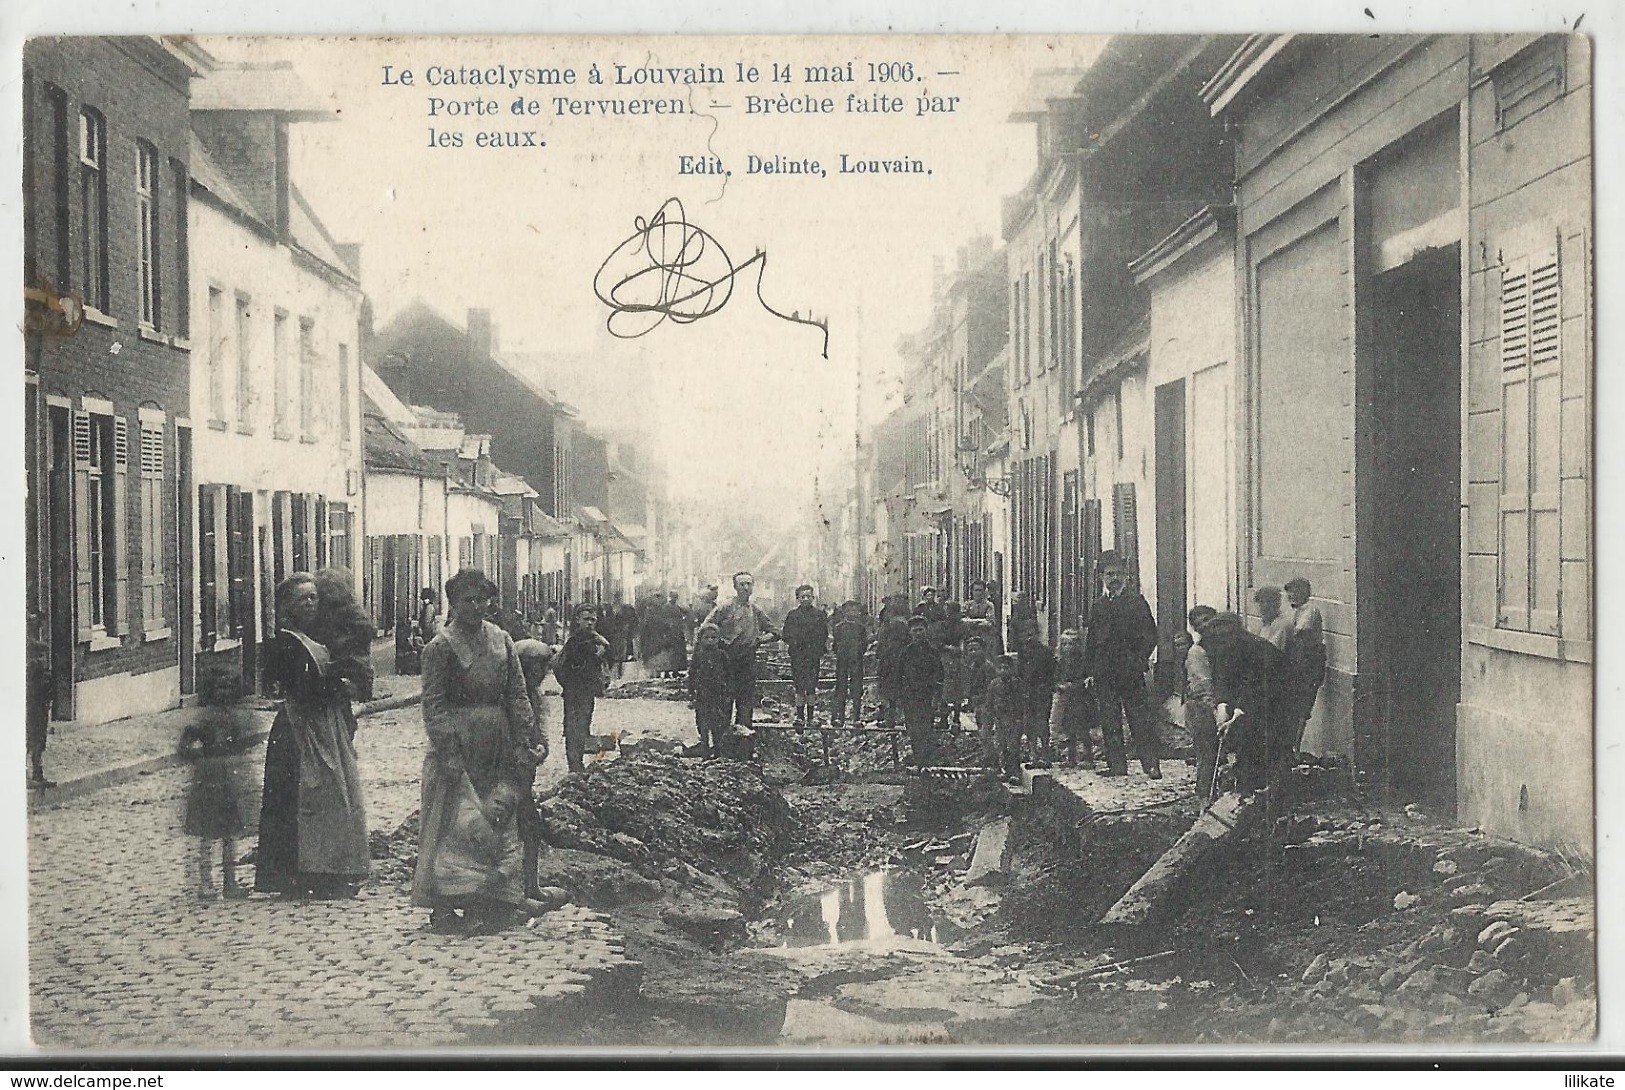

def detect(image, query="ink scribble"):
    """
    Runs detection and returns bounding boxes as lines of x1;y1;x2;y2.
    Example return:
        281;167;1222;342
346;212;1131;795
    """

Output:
593;198;830;359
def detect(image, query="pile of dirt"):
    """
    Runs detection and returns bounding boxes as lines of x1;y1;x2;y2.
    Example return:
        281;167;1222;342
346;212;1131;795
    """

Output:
966;800;1596;1045
537;752;793;906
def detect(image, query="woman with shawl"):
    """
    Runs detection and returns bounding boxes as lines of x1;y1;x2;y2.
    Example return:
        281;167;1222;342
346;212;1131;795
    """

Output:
255;573;370;899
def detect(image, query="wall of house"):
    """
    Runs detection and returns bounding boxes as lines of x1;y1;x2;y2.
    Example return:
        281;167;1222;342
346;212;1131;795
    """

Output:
23;38;193;723
1231;37;1472;768
190;197;362;503
1145;233;1238;616
1456;35;1592;852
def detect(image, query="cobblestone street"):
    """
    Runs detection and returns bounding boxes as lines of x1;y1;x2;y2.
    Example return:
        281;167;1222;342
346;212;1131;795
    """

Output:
27;693;698;1051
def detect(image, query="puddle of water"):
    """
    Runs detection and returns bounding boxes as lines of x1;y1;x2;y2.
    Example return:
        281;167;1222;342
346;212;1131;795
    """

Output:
774;870;963;948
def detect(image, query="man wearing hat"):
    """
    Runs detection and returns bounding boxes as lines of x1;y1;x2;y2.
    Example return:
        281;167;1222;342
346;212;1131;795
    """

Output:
702;571;783;732
1082;550;1162;778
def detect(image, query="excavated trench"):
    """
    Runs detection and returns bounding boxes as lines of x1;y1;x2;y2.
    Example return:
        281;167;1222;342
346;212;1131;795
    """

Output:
382;712;1595;1048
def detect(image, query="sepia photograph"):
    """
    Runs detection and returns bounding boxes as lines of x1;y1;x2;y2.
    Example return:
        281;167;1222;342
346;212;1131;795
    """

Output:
8;13;1604;1058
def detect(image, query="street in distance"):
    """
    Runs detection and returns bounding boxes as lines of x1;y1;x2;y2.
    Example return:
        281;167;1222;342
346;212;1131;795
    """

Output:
677;153;931;178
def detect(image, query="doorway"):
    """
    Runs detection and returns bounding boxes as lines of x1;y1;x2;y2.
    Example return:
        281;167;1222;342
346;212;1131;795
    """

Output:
1366;244;1462;805
1154;379;1188;697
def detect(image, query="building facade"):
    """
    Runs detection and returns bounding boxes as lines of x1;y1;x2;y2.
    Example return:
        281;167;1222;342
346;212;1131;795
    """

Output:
186;57;365;694
1204;33;1592;849
23;37;195;724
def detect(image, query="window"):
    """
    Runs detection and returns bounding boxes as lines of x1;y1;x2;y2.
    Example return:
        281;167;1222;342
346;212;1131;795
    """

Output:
171;158;189;336
136;141;160;328
1021;273;1032;383
207;288;226;422
273;310;290;438
1497;247;1562;634
1086;407;1096;457
299;318;316;440
235;295;253;425
1114;389;1126;461
73;408;127;640
1037;254;1047;372
337;343;352;446
47;84;70;290
78;108;108;311
138;412;166;634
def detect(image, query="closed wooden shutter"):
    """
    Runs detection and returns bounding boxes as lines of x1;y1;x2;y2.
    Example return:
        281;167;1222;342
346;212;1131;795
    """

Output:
111;415;129;635
198;484;217;646
73;409;93;642
1113;482;1140;589
140;420;164;631
316;496;329;570
1081;498;1103;624
227;487;252;639
1497;244;1562;634
292;493;309;574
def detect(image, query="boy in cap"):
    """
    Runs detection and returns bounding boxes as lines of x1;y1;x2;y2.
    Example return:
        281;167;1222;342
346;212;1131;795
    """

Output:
898;614;944;766
829;601;870;727
687;623;731;757
782;584;829;728
984;653;1026;782
551;604;610;774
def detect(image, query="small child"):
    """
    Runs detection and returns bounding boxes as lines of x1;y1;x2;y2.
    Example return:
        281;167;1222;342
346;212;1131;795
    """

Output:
512;638;554;900
179;712;256;901
432;778;528;934
984;653;1027;783
1018;632;1057;767
1049;628;1094;769
687;623;731;757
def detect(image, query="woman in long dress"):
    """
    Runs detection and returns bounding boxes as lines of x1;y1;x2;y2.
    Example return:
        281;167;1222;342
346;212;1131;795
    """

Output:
255;573;370;898
414;568;538;934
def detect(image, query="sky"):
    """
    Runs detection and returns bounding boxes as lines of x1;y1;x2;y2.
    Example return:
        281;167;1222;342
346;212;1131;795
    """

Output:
201;35;1108;527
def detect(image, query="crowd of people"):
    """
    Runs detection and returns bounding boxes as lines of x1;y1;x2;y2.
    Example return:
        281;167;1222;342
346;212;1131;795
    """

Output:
135;556;1328;934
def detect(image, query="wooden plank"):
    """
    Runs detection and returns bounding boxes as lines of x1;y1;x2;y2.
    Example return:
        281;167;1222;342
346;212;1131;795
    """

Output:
1099;791;1265;929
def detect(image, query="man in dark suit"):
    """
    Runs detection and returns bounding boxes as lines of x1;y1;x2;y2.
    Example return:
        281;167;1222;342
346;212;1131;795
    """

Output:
1082;550;1162;779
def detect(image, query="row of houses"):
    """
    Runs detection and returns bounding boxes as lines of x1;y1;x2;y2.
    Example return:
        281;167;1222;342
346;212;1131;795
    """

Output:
861;33;1592;852
22;37;678;728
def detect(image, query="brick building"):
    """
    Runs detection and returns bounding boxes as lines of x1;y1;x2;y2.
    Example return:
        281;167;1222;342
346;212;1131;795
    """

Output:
23;37;195;724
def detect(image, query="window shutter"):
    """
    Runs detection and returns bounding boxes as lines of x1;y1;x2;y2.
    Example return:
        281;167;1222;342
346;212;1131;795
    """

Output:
73;410;93;642
111;415;129;635
1496;257;1531;630
227;487;251;639
1527;249;1562;635
292;493;308;573
316;496;329;570
1113;482;1140;589
140;423;165;631
198;484;217;647
1497;243;1561;635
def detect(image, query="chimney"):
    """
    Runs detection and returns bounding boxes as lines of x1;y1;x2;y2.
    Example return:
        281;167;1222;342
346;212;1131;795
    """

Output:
335;243;361;279
467;309;494;358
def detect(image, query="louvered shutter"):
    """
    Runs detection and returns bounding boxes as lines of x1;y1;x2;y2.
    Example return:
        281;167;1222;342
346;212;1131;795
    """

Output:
1526;251;1562;635
1113;482;1140;590
140;422;165;631
111;416;129;636
198;485;217;646
316;496;329;570
73;410;93;641
227;486;251;639
1497;258;1531;630
1497;245;1562;634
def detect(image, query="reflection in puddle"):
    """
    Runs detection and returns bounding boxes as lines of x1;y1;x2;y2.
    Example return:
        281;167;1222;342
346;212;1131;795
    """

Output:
777;870;960;948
